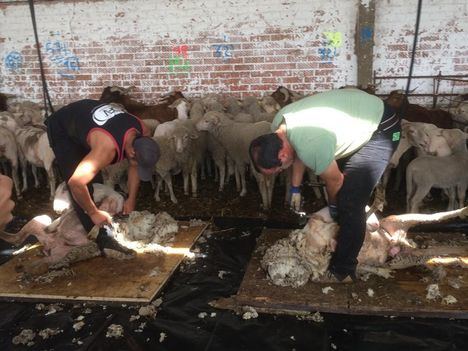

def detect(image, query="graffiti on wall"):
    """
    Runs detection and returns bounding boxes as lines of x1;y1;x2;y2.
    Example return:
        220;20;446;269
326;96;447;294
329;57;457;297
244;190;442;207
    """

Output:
318;31;342;61
212;34;233;60
45;33;80;79
360;25;373;43
4;51;23;71
169;45;190;73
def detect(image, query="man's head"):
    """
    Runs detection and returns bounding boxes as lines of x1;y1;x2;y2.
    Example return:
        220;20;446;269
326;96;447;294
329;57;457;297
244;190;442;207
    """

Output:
132;136;160;181
249;133;294;175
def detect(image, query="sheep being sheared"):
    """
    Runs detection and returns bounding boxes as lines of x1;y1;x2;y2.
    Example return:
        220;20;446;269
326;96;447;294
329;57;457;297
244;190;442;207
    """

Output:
261;206;468;287
0;184;125;275
0;185;179;276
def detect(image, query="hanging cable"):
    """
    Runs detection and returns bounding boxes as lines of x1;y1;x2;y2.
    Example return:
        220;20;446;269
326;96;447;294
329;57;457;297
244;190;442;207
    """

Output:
405;0;423;96
28;0;54;117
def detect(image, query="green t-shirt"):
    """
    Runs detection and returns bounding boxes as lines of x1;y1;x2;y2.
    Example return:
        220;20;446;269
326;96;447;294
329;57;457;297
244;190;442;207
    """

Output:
271;89;383;174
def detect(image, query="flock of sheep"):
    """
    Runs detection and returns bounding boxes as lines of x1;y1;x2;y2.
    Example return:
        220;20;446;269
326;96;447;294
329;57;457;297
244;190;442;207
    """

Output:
1;86;468;215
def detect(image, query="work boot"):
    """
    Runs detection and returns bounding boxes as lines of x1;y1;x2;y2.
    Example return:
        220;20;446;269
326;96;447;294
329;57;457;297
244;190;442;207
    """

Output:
96;228;135;257
318;270;356;284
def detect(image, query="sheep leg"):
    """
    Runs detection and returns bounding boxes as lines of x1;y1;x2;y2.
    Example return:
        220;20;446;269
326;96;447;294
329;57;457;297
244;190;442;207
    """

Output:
11;164;22;198
218;161;226;192
380;206;468;236
254;173;268;209
46;164;56;200
234;166;241;192
19;156;28;193
266;174;276;209
191;163;198;198
238;165;247;197
0;216;49;246
154;177;163;201
164;175;177;204
447;187;456;211
183;170;189;196
32;165;40;188
226;157;235;185
409;184;431;213
457;184;467;210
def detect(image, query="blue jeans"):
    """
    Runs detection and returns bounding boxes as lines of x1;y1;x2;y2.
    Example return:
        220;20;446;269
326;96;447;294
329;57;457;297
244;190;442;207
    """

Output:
328;105;400;277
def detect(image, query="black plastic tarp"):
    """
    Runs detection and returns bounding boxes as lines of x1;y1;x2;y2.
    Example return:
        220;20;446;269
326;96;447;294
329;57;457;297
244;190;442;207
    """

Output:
0;217;468;350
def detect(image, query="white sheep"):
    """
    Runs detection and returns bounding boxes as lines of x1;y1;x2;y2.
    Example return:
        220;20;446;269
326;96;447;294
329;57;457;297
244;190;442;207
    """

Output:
53;181;124;214
0;127;22;197
406;150;468;212
15;125;56;199
0;111;21;131
101;160;129;193
196;111;276;209
153;126;197;203
8;101;44;126
224;96;242;116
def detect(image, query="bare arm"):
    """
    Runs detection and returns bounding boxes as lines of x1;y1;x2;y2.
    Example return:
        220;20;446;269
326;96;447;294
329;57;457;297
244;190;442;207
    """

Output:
68;135;116;226
0;175;14;230
291;158;306;187
123;158;140;214
319;160;344;205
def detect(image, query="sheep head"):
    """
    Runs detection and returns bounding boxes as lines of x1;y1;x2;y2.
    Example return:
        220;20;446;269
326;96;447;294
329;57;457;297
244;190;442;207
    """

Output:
196;111;222;131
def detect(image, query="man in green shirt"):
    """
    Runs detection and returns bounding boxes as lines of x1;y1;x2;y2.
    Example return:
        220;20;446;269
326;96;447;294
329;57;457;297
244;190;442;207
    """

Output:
249;88;401;282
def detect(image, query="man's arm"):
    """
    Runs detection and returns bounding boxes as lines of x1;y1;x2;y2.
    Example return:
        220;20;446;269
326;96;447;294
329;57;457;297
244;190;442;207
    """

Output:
68;137;116;226
123;158;140;214
291;158;306;187
289;158;306;210
0;175;14;230
319;160;344;205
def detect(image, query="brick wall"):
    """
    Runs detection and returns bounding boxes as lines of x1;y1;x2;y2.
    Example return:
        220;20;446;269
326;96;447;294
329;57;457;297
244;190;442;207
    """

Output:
374;0;468;105
0;0;466;106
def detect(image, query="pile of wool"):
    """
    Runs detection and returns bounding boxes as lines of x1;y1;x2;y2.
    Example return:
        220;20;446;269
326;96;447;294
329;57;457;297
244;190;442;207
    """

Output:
109;211;179;252
261;208;338;287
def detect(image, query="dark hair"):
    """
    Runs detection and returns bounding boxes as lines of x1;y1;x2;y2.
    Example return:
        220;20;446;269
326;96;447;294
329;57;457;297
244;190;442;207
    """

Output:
249;133;283;173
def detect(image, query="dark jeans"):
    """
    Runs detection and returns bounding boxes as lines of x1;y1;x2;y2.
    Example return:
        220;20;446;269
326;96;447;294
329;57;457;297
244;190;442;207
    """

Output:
328;104;401;277
46;116;101;233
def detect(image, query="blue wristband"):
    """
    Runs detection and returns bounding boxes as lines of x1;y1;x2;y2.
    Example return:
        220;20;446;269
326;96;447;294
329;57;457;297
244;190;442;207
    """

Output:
290;186;301;194
329;204;339;220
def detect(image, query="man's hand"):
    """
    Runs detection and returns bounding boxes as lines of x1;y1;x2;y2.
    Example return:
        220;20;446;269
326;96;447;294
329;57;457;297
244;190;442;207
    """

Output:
289;186;301;211
89;209;113;227
122;198;136;215
0;175;15;230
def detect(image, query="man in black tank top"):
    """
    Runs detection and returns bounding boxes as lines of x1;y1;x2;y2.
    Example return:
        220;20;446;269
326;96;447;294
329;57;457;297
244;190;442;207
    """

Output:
46;99;160;255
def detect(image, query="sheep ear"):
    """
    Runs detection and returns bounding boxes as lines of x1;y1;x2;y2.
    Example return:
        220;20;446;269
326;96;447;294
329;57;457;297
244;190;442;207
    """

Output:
190;131;199;139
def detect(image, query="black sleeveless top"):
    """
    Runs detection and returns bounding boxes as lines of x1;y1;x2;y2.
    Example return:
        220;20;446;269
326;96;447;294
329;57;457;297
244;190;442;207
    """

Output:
50;99;143;163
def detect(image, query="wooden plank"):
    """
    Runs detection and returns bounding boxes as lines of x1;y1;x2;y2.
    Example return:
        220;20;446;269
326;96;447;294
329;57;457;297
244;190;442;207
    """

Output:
0;222;208;304
215;228;468;319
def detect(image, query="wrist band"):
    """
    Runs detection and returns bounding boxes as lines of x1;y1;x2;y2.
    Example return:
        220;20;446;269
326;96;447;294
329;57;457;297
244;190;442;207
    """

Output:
290;186;301;193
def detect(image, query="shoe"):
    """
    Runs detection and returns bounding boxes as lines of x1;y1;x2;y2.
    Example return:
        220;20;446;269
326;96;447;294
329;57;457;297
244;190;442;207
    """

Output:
318;270;356;284
96;228;135;257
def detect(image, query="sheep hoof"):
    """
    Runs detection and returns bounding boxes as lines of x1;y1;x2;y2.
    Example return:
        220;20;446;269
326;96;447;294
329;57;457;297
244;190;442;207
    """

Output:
170;198;178;204
192;193;198;198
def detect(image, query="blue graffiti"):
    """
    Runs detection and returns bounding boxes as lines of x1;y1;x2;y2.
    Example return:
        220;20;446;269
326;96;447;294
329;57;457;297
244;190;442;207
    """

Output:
361;26;373;43
212;44;234;60
318;47;337;61
45;39;80;78
4;51;23;71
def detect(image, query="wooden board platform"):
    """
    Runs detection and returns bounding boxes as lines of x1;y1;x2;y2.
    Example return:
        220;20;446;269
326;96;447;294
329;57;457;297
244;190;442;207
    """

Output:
212;228;468;319
0;222;208;304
